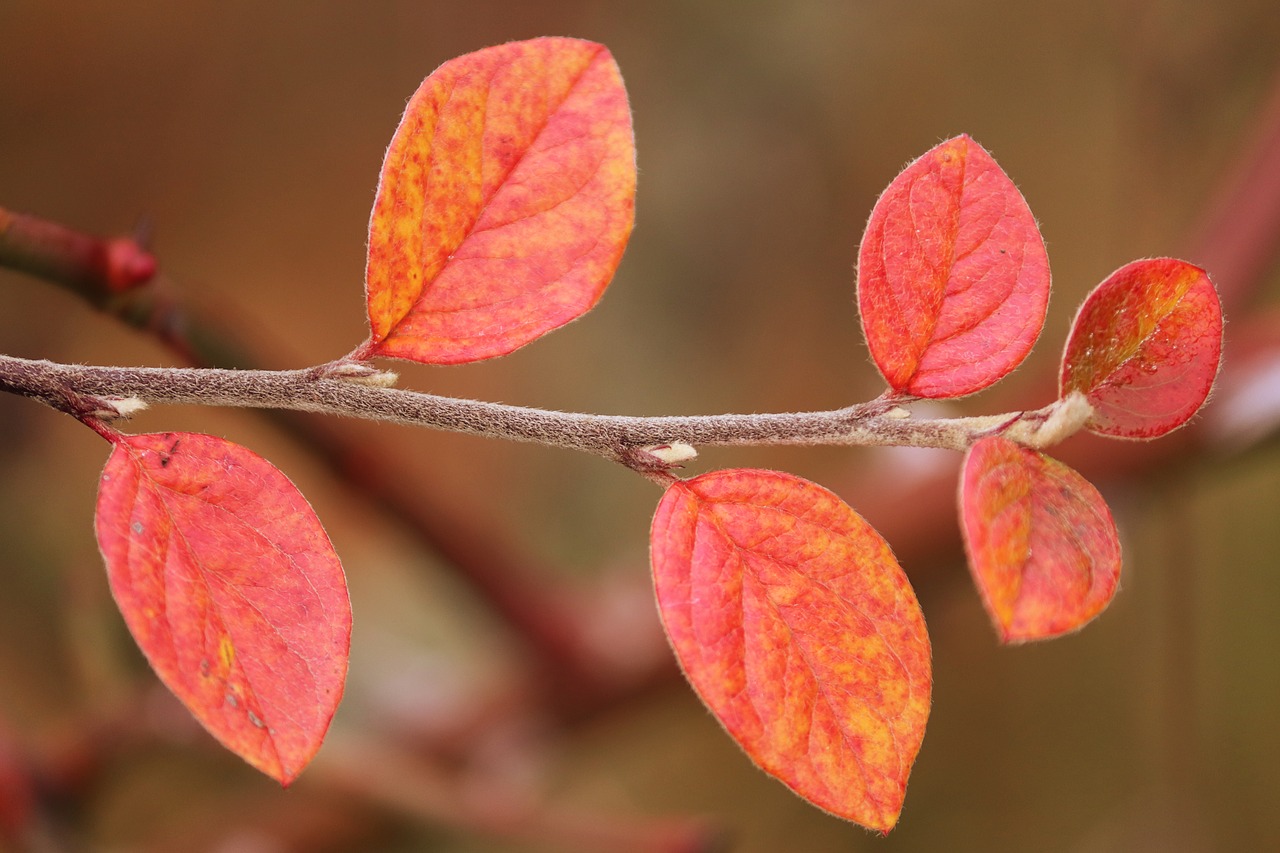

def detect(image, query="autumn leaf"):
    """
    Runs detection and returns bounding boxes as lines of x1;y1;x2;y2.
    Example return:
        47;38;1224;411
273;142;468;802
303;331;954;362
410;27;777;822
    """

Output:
959;436;1121;643
857;134;1050;398
1060;258;1223;438
650;469;931;832
94;432;350;785
364;37;636;364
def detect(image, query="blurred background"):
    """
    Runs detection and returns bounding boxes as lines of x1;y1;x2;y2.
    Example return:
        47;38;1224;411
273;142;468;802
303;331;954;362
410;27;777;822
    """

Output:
2;2;1280;851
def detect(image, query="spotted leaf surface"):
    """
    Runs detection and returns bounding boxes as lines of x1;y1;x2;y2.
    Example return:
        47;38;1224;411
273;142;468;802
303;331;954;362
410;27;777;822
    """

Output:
95;432;350;784
650;469;931;831
960;436;1121;643
858;135;1050;398
364;37;636;364
1061;258;1222;438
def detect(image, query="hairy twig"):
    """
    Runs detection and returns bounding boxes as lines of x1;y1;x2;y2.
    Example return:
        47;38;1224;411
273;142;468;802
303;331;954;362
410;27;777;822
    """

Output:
0;353;1090;464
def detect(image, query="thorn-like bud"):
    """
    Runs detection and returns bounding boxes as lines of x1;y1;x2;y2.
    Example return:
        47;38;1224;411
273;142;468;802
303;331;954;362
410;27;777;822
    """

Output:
103;237;157;292
642;441;698;467
883;407;911;419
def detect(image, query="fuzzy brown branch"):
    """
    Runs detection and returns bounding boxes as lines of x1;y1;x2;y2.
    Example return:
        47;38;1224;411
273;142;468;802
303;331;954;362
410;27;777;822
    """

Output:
0;354;1089;462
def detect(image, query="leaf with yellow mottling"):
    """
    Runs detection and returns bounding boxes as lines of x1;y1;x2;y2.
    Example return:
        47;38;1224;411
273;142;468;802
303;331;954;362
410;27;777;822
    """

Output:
1060;258;1223;438
94;432;350;785
363;37;636;364
650;469;931;832
959;436;1121;642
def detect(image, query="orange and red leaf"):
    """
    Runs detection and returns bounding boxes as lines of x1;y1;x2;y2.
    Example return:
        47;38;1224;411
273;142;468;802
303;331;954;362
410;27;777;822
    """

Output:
364;37;636;364
95;432;350;785
959;436;1121;643
1060;258;1223;438
858;135;1050;398
650;469;931;832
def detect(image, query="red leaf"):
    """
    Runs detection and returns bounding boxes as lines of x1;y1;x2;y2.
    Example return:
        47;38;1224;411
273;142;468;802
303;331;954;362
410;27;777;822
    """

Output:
364;37;636;364
1060;258;1223;438
857;135;1050;398
650;469;931;832
959;436;1121;643
94;433;350;784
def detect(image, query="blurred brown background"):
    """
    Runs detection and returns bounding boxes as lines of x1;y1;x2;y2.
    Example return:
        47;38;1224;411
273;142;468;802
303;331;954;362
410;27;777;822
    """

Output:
3;2;1280;851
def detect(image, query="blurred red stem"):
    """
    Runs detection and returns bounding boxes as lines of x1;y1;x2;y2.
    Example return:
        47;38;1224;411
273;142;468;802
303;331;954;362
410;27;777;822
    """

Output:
1183;65;1280;307
0;206;155;299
